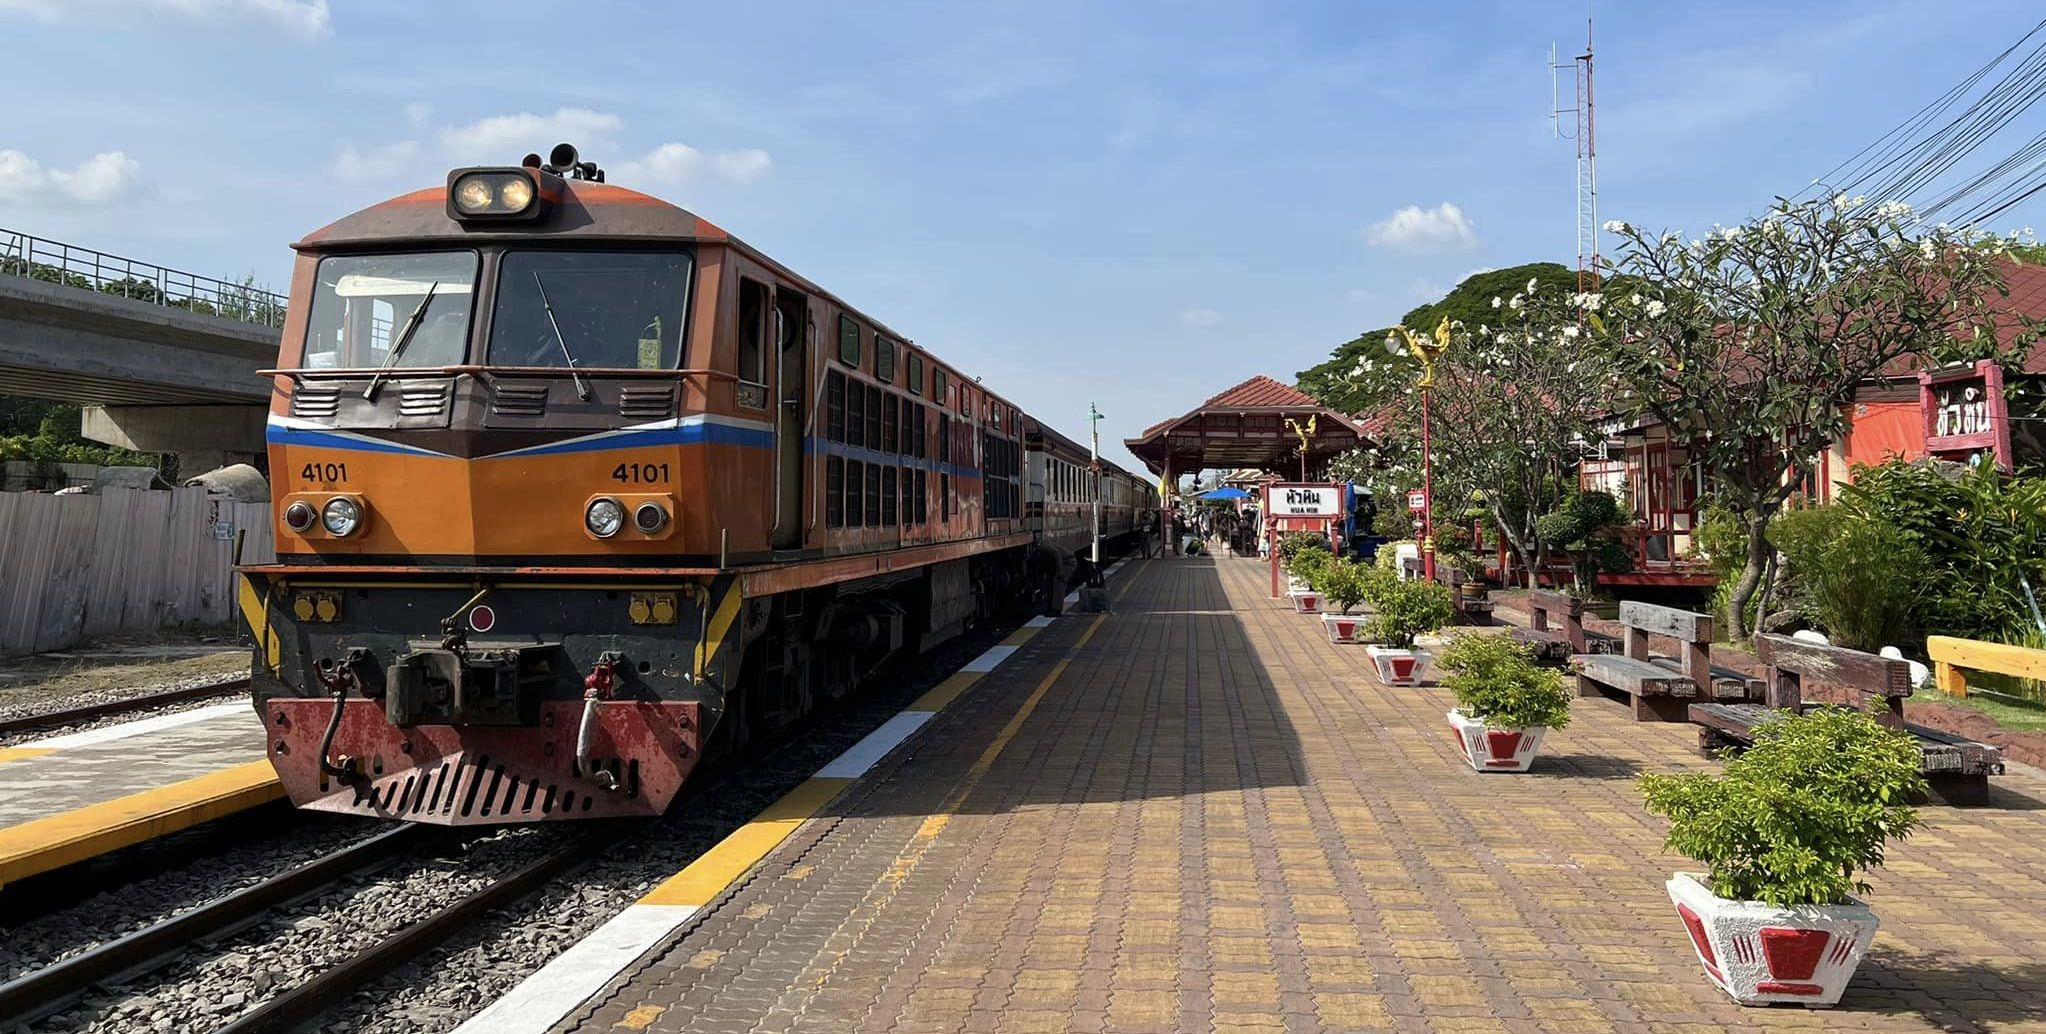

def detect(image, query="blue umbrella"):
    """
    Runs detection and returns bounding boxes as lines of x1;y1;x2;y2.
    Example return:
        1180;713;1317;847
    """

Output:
1197;486;1253;500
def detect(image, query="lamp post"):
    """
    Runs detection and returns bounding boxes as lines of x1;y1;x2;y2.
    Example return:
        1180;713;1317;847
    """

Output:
1386;317;1452;582
1088;402;1104;565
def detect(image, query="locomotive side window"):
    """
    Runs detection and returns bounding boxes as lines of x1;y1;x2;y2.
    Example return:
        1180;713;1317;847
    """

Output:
838;315;861;367
908;353;924;395
826;456;844;529
487;251;690;369
735;278;769;407
881;394;899;454
865;385;882;451
933;368;948;405
303;251;477;369
882;467;898;526
846;379;866;448
875;335;895;384
914;469;929;524
865;464;882;526
847;459;865;527
826;371;846;442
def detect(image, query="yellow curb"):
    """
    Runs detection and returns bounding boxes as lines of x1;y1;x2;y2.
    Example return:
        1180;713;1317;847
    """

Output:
0;760;283;886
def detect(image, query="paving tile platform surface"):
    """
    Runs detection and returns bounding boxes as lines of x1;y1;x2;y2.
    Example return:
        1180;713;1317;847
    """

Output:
562;558;2046;1033
0;705;265;825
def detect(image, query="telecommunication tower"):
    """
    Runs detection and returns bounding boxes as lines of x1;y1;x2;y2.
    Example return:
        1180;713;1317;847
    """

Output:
1551;20;1598;292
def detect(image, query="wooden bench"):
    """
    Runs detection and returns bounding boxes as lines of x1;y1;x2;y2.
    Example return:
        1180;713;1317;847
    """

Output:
1573;602;1757;721
1690;635;2005;806
1511;589;1618;663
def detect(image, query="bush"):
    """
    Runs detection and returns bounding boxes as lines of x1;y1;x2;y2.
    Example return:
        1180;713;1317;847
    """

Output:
1535;491;1633;592
1278;532;1332;566
1366;576;1453;648
1640;706;1925;906
1285;542;1333;584
1438;634;1571;729
1795;517;1926;652
1314;558;1373;614
1838;459;2046;643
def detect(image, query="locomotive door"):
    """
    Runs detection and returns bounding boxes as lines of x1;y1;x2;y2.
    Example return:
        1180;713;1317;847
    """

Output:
771;287;809;550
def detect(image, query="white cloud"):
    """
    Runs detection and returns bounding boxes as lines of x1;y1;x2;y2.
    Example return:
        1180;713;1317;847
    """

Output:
1366;202;1477;250
0;0;330;38
0;149;145;207
437;108;623;163
1179;308;1223;329
328;108;773;190
613;143;774;187
330;141;420;181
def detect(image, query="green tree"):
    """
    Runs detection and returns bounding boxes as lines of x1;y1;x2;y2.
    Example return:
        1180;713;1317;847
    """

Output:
1593;196;2040;638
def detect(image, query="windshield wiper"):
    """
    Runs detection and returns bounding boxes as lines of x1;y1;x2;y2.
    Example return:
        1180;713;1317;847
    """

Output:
531;271;593;400
363;281;440;401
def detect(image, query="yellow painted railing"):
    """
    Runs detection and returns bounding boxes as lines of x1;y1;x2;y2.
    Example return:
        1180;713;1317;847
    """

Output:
1926;635;2046;698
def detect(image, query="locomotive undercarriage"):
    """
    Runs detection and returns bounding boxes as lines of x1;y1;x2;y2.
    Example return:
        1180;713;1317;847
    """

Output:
242;548;1044;826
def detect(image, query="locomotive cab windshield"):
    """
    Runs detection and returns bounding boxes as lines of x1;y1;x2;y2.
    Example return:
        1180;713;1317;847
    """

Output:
300;248;691;372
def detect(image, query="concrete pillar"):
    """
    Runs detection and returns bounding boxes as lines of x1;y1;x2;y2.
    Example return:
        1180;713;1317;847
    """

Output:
81;404;265;475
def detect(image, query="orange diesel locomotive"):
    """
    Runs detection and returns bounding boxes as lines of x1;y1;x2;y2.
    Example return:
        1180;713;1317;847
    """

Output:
238;146;1155;825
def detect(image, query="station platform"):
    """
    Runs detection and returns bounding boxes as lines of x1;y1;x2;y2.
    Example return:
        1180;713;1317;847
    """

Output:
548;556;2046;1034
0;701;275;886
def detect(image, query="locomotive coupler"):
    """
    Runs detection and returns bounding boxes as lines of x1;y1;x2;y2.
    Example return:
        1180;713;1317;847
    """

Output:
577;652;624;791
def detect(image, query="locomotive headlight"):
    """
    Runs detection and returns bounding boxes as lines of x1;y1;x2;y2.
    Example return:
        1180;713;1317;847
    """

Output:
498;176;534;211
633;500;670;535
322;496;362;537
283;500;317;533
585;497;625;538
454;176;496;213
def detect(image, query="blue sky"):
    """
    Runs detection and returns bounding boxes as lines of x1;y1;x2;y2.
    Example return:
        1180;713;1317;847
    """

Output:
2;0;2040;471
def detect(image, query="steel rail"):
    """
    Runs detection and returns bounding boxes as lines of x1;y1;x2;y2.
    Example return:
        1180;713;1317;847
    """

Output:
211;829;620;1034
0;824;432;1028
0;676;252;736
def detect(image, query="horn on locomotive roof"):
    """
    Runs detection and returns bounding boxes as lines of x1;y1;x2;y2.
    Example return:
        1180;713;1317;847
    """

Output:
539;142;606;182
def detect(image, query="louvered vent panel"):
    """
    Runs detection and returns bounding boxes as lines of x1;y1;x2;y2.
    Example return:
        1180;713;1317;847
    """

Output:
290;385;341;418
492;383;548;416
619;387;675;419
398;383;449;419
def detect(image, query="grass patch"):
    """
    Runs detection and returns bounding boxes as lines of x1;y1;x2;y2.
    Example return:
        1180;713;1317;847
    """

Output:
1911;689;2046;732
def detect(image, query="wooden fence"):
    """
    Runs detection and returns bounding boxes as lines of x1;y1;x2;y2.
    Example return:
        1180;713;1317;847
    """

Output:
0;487;274;654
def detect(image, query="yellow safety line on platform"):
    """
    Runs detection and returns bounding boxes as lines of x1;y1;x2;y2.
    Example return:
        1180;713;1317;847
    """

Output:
639;776;850;908
1000;625;1043;647
0;760;282;887
0;747;56;766
912;614;1107;844
627;563;1146;915
909;671;984;713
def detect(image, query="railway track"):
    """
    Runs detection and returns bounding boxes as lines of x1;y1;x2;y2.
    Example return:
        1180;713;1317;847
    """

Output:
0;824;433;1028
0;675;252;736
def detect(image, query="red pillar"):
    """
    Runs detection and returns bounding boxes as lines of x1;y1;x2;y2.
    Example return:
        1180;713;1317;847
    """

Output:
1421;385;1436;582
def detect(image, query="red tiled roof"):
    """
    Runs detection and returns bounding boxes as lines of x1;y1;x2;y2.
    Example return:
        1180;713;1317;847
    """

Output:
1203;375;1322;409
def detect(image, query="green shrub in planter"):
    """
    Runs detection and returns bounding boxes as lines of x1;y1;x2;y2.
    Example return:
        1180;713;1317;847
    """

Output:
1364;576;1452;649
1278;532;1332;566
1313;559;1378;614
1286;546;1332;585
1640;706;1925;906
1438;634;1571;729
1374;540;1415;573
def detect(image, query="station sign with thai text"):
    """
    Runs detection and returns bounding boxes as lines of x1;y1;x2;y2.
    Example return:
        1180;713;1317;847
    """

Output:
1266;483;1341;517
1919;359;2011;471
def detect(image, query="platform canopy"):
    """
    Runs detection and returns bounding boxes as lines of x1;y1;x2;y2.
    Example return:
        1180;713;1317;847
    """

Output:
1125;375;1374;481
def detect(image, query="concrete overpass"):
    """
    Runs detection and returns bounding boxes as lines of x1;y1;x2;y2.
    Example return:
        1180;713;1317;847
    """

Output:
0;229;285;471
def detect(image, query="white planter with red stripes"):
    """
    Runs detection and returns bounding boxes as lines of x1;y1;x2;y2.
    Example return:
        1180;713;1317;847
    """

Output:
1289;590;1323;615
1321;612;1366;643
1364;644;1427;685
1667;872;1878;1008
1446;709;1545;772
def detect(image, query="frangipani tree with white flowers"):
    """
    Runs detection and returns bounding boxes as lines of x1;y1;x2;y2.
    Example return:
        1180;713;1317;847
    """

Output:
1591;195;2041;638
1348;278;1622;585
